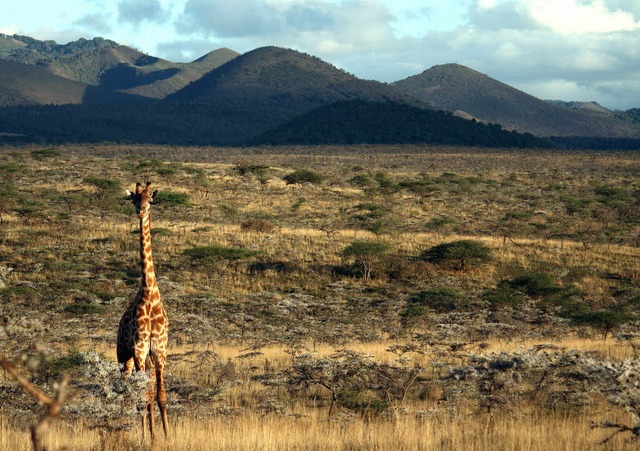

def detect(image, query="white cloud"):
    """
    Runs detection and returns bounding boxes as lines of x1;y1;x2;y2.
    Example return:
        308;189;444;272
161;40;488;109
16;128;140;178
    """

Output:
0;25;19;35
524;0;640;34
118;0;166;25
477;0;498;8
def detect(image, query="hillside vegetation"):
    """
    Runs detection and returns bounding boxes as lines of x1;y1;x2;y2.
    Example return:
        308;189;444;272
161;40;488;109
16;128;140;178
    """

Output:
0;99;549;147
1;145;640;449
252;100;549;147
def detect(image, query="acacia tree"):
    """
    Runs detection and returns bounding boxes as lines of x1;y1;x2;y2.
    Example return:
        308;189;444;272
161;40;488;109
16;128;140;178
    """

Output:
420;239;492;271
341;240;391;280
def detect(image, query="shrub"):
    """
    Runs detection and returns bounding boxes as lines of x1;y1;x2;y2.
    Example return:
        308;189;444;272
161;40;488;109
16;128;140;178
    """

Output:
348;174;373;188
420;240;492;271
183;245;261;270
283;169;324;185
291;197;306;211
234;162;269;176
240;218;276;233
38;351;86;382
483;285;525;308
373;171;399;194
566;306;637;340
63;302;106;315
349;203;390;235
84;177;121;194
425;215;456;232
83;177;123;211
155;191;190;206
502;273;560;298
31;149;60;159
406;288;468;313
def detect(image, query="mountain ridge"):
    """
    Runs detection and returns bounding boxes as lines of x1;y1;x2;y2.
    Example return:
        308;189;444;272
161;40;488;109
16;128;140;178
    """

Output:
392;64;639;138
0;34;238;99
0;34;639;146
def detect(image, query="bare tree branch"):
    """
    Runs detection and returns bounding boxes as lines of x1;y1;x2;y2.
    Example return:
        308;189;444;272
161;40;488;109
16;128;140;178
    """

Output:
0;355;70;451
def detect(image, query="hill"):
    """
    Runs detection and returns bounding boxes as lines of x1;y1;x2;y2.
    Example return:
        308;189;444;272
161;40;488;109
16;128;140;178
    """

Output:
251;99;549;148
0;59;142;106
0;34;238;100
392;64;640;138
161;46;429;142
1;34;639;147
168;46;422;107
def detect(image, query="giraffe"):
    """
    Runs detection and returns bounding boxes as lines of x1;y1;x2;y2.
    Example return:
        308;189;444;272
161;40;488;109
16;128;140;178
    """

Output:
117;181;169;442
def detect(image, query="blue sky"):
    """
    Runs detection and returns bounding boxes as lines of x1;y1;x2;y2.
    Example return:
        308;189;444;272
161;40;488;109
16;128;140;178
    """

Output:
2;0;640;109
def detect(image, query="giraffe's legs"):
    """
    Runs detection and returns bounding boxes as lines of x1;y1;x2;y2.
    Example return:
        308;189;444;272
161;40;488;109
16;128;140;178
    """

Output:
146;356;156;441
156;357;169;439
122;358;134;377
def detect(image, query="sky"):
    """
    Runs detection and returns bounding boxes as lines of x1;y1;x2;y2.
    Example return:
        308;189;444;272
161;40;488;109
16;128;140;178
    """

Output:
2;0;639;110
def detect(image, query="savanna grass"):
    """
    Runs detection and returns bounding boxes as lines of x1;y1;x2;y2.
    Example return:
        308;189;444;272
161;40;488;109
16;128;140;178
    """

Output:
1;144;640;449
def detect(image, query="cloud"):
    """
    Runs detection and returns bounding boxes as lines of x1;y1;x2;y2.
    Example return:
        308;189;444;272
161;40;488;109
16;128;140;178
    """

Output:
524;0;640;34
166;0;640;108
118;0;166;25
176;0;280;38
0;25;19;35
176;0;394;49
156;39;225;62
74;13;113;34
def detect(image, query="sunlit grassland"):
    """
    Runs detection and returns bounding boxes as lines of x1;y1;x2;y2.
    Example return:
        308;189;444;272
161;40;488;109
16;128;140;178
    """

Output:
1;144;640;449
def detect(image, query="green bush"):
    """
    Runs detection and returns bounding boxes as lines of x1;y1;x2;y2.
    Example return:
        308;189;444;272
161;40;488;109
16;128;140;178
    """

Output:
31;149;60;159
502;273;560;298
420;240;492;271
566;306;637;340
425;215;456;232
283;169;324;185
235;162;269;176
483;285;525;308
184;245;261;270
155;191;190;206
84;177;121;192
348;174;373;188
38;351;86;382
64;302;106;315
406;288;468;313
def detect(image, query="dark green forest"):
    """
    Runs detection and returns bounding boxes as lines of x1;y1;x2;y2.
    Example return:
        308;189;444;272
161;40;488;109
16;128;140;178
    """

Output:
3;99;640;148
251;100;550;148
0;100;552;147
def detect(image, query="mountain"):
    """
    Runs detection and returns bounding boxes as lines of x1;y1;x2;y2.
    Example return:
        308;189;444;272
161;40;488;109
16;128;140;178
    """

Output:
0;59;142;106
168;46;422;107
392;64;640;138
546;100;613;115
0;34;239;100
1;34;639;147
163;46;427;141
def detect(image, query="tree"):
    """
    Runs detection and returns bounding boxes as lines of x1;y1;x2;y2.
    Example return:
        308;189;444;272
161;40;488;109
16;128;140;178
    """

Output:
568;307;637;340
420;240;492;271
183;245;261;271
341;240;390;280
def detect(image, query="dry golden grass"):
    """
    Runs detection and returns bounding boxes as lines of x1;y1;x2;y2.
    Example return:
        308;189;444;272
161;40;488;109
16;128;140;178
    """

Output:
2;144;640;449
1;401;635;450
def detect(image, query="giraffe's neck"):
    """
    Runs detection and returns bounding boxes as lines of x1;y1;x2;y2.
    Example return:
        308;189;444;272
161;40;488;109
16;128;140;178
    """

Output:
139;213;157;289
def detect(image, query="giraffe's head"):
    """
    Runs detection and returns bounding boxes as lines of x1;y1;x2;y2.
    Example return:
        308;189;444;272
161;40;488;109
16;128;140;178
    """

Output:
127;182;159;218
